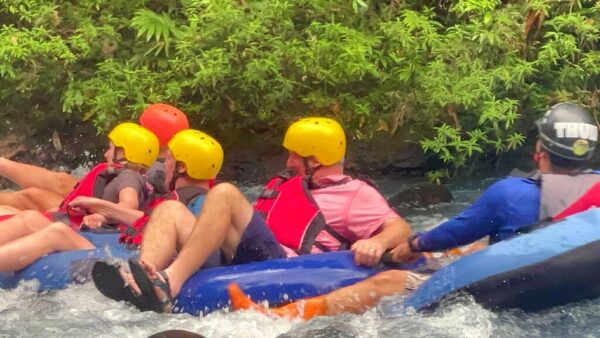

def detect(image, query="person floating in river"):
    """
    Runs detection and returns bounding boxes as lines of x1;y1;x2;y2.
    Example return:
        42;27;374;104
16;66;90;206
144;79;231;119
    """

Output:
0;103;188;213
92;117;413;313
87;129;224;310
0;122;159;271
227;102;600;320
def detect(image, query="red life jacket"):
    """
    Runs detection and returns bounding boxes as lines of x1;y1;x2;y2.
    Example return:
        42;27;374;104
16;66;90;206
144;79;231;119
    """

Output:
254;174;351;255
554;181;600;220
119;186;207;247
57;163;123;229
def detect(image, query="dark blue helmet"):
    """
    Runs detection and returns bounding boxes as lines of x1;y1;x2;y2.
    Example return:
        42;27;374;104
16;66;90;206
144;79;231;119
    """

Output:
536;102;597;161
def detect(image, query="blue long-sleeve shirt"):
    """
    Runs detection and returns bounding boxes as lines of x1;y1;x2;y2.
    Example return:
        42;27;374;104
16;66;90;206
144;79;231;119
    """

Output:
417;177;540;252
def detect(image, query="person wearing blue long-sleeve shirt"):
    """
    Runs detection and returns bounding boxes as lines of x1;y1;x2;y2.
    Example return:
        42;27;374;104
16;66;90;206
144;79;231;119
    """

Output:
228;102;600;320
417;176;539;251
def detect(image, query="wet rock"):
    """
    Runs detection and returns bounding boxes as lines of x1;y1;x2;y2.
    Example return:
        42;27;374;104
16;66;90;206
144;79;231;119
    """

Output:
388;182;453;210
346;134;426;177
0;121;104;189
0;134;26;159
148;330;205;338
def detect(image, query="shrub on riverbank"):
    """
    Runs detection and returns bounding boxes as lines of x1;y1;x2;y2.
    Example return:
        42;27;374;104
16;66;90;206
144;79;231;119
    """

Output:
0;0;599;178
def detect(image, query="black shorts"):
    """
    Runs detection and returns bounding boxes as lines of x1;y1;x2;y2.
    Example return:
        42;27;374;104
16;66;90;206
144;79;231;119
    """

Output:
231;212;286;265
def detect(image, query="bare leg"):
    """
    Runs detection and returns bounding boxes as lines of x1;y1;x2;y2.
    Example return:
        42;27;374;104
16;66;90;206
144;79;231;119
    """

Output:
136;183;254;302
323;270;407;315
0;210;52;246
229;270;408;319
0;222;94;271
0;157;78;197
139;200;198;270
0;187;65;211
163;183;254;297
0;205;20;215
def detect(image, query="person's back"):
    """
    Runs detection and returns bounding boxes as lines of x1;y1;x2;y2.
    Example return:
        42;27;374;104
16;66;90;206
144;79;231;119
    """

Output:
309;175;398;252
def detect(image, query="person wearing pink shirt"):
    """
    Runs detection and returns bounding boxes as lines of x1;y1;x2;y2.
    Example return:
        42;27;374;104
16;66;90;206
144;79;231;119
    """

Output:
92;117;412;313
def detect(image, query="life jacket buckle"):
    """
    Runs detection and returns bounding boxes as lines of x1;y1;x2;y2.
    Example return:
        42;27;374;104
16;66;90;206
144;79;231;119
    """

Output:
125;227;138;236
260;189;279;199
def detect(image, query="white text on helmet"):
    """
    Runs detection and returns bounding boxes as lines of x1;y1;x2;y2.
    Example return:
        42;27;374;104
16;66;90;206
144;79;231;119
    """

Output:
554;122;598;141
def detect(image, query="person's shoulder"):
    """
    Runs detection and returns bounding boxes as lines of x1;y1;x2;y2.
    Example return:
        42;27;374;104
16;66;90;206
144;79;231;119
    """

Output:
116;168;144;182
118;168;141;176
485;176;538;197
349;178;386;198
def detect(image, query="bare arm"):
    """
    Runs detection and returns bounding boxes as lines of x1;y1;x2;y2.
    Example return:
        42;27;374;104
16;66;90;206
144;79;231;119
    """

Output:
69;195;145;226
116;187;141;210
352;217;412;267
368;217;411;249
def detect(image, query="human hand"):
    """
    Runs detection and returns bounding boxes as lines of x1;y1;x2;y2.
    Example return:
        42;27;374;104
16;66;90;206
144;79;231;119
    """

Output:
351;239;386;267
69;196;100;210
82;213;107;229
389;241;423;264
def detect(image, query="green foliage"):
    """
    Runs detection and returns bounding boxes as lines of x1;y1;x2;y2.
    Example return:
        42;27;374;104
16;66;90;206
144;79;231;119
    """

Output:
130;9;181;56
0;0;599;177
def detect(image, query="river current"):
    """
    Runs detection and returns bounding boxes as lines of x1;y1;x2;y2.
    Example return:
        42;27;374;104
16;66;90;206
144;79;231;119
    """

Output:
1;175;599;338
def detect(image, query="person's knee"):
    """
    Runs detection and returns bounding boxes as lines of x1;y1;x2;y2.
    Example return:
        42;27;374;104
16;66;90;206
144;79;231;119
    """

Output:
21;187;56;208
370;270;407;293
55;172;77;195
208;183;242;200
152;200;187;215
6;189;37;209
21;187;46;199
45;222;89;249
45;222;73;239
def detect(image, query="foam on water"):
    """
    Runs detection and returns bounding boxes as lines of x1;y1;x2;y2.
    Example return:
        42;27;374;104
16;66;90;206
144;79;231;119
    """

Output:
0;283;295;338
5;281;600;338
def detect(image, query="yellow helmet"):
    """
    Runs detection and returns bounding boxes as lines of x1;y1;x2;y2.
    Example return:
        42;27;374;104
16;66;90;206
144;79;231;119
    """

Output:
168;129;224;179
108;122;160;168
283;117;346;166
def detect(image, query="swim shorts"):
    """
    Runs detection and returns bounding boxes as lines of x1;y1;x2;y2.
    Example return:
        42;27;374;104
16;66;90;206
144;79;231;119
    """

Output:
231;211;286;265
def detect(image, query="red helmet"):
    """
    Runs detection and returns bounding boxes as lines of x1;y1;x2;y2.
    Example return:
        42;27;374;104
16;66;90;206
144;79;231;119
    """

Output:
139;103;190;146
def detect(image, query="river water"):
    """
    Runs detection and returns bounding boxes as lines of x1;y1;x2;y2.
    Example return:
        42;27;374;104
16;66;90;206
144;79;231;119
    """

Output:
1;176;599;338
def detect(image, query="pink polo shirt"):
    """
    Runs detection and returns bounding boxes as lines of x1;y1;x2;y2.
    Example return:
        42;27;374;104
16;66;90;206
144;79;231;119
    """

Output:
283;174;400;256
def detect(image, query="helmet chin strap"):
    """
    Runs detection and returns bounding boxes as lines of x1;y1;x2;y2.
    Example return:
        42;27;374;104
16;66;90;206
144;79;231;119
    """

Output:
111;150;127;173
302;157;322;177
112;147;127;165
169;162;185;191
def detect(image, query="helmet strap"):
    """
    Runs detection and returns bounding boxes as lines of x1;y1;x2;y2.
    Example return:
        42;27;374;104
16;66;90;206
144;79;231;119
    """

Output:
112;147;128;165
169;162;184;191
303;156;322;177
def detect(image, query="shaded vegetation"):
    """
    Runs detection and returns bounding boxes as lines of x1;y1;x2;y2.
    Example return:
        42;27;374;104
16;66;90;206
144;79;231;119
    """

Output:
0;0;599;178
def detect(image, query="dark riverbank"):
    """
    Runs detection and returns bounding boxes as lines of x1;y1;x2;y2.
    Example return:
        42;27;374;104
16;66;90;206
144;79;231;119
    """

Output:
0;121;429;187
3;116;568;215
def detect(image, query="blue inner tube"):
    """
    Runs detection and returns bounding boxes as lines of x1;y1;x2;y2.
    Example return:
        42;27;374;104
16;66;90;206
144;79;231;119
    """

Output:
7;208;600;316
0;230;422;316
382;208;600;315
174;251;422;315
0;231;136;290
